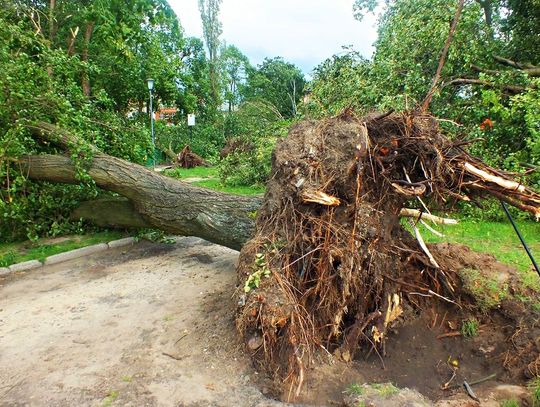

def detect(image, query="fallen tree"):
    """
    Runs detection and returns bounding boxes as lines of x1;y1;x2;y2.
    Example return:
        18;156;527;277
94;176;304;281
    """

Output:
20;114;540;400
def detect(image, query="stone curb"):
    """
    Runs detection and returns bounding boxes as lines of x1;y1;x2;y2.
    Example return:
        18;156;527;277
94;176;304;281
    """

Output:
1;267;12;276
8;260;43;273
0;237;137;278
44;243;109;266
107;237;136;249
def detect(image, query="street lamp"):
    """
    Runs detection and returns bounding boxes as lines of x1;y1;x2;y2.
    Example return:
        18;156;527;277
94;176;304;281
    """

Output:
147;78;155;168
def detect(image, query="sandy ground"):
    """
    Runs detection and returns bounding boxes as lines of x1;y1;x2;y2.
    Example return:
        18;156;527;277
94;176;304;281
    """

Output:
0;238;287;407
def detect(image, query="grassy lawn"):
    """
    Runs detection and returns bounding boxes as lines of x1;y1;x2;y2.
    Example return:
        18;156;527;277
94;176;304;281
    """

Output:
0;230;125;267
163;166;265;195
162;166;218;179
419;219;540;289
191;179;265;195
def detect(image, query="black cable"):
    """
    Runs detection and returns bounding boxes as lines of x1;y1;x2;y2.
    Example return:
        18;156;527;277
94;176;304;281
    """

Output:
500;200;540;278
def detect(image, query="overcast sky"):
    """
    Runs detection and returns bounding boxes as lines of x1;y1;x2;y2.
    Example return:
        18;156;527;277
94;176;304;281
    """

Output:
167;0;379;76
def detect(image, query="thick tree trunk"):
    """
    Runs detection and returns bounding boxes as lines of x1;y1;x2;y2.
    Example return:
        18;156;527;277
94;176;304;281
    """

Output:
21;154;261;251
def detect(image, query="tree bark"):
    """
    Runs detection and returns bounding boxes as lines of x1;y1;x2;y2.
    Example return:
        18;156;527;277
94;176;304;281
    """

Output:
20;153;261;251
71;197;153;229
420;0;465;113
446;77;527;94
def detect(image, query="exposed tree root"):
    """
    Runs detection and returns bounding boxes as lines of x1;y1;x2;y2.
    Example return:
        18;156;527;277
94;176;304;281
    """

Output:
235;111;540;399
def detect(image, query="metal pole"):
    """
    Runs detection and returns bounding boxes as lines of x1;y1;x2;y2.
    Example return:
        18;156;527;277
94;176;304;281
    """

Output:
500;200;540;278
149;89;155;168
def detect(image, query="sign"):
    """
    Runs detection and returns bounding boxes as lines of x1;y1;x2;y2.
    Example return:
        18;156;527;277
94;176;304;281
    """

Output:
187;114;196;126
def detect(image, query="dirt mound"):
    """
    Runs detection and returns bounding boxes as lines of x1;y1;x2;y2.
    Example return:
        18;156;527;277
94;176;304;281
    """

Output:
234;111;540;401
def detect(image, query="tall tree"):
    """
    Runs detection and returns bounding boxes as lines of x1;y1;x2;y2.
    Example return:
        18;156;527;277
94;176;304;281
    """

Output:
220;44;251;112
198;0;222;109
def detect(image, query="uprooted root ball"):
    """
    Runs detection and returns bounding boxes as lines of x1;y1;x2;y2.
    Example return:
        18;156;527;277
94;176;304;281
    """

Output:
235;111;540;398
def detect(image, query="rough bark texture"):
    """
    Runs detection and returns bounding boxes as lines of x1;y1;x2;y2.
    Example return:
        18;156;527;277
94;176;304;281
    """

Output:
21;154;261;251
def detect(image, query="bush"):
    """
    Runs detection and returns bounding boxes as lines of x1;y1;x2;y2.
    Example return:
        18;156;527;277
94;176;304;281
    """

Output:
217;100;290;187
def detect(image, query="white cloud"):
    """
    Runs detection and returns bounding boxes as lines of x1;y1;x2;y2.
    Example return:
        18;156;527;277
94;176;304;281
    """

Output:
168;0;378;75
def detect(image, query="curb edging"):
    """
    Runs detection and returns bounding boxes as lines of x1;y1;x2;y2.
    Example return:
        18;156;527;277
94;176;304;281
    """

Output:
1;237;136;278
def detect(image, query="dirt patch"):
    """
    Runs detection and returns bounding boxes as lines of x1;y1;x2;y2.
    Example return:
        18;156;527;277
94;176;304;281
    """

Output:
0;238;287;407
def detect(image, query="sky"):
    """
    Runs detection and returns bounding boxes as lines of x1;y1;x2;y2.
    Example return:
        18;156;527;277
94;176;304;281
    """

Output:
167;0;379;76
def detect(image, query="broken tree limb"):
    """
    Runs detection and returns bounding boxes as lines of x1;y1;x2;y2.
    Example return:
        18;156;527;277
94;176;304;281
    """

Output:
462;162;526;193
409;219;440;268
420;0;465;113
300;189;341;206
446;78;527;94
399;208;458;225
493;55;540;77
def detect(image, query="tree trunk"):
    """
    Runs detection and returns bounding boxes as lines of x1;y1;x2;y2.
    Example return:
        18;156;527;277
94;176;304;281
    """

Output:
21;153;261;251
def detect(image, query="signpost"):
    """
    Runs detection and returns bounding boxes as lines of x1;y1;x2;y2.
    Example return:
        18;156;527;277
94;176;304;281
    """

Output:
146;78;155;168
187;113;195;142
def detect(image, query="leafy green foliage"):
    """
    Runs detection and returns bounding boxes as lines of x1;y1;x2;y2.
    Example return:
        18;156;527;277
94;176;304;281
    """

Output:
244;252;271;293
0;1;192;242
218;100;290;187
242;57;306;118
220;44;251;112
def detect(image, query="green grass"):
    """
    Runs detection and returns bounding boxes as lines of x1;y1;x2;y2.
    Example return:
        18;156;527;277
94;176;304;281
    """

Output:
162;166;218;179
163;165;264;195
460;267;509;310
369;383;400;397
192;179;265;195
0;230;125;267
419;219;540;290
461;318;480;338
101;390;119;407
346;383;365;396
530;376;540;407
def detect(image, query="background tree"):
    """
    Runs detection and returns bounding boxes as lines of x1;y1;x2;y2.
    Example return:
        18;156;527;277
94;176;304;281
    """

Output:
198;0;223;110
308;0;540;206
220;44;251;112
242;57;306;118
0;0;207;241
